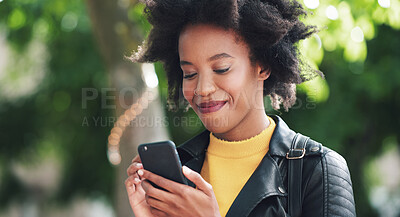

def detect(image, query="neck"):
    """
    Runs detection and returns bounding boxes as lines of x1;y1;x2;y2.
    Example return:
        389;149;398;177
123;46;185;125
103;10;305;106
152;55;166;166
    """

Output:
213;109;270;141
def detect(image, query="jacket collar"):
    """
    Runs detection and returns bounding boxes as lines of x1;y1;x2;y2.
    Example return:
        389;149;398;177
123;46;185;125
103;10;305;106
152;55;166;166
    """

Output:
177;115;295;216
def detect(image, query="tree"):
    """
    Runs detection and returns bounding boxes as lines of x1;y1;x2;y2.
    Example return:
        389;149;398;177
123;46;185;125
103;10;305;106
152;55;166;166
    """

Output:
85;1;169;216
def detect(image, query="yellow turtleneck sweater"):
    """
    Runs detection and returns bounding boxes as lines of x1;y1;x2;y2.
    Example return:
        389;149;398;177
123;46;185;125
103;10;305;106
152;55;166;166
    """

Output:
200;115;276;217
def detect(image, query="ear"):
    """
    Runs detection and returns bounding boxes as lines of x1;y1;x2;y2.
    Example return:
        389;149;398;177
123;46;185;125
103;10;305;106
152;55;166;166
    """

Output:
257;65;271;81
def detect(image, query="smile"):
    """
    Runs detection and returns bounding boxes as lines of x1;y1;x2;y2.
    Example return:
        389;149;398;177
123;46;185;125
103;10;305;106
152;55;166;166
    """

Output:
196;101;228;114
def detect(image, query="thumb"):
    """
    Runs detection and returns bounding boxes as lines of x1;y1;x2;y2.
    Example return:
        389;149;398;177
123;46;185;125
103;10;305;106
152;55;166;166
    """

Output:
182;166;213;196
131;155;141;163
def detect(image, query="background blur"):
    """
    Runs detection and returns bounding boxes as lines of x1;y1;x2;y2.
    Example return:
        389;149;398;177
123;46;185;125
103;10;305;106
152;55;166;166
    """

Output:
0;0;399;216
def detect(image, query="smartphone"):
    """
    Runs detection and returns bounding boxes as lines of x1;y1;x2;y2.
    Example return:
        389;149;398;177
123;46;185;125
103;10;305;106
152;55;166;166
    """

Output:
138;140;188;189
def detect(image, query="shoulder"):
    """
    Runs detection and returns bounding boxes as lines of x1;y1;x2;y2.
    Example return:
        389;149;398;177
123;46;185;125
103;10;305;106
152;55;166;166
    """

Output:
301;138;357;217
304;137;352;174
315;144;354;197
322;146;356;215
320;146;352;180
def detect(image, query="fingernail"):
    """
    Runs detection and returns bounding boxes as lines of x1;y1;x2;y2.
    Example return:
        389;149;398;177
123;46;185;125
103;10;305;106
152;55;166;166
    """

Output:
138;169;144;176
183;166;190;174
134;178;140;183
136;163;142;167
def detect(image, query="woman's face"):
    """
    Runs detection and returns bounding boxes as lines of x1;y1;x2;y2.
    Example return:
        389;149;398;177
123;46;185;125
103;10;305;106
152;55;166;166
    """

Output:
179;24;269;138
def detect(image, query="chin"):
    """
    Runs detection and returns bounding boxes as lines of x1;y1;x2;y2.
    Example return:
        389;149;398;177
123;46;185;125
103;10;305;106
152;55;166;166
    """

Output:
200;117;231;134
192;106;234;133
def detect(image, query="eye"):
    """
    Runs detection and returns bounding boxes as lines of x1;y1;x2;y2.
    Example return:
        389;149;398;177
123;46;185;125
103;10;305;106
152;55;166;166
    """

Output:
214;67;230;74
183;73;197;79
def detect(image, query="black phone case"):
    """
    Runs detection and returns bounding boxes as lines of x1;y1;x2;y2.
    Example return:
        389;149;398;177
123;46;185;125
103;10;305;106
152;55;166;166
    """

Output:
138;141;188;188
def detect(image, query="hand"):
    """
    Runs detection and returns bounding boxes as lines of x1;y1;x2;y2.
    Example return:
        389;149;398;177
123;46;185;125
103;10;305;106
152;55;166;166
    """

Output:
139;166;221;217
125;155;154;216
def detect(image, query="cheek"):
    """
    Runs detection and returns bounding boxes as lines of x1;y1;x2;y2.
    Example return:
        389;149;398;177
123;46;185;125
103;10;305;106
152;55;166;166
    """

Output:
221;65;257;104
220;70;250;96
182;81;195;103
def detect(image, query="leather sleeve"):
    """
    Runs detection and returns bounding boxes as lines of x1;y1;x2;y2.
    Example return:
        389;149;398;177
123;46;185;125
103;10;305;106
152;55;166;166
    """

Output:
302;149;356;217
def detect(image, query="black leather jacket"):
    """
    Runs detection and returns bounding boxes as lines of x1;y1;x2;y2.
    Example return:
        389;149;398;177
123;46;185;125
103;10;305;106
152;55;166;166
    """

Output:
177;115;356;217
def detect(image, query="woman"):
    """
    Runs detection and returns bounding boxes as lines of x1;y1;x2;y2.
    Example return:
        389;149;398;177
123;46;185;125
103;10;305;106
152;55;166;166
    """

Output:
125;0;356;216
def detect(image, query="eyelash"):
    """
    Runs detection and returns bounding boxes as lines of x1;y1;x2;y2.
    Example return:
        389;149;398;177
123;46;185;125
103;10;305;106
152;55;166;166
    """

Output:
183;73;196;79
183;67;231;79
214;67;230;74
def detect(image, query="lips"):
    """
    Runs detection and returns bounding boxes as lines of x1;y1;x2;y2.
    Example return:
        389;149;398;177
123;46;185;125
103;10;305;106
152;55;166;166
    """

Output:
196;100;227;114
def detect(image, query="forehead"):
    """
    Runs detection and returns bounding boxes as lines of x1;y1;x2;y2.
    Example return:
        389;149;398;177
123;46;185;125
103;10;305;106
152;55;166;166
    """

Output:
178;24;249;59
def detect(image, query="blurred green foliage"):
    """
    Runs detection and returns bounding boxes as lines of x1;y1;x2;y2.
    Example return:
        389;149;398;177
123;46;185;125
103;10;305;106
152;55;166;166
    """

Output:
0;0;399;216
0;0;114;207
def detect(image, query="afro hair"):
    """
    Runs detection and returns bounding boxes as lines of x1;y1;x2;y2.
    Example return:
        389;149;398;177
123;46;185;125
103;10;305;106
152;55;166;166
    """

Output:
130;0;323;111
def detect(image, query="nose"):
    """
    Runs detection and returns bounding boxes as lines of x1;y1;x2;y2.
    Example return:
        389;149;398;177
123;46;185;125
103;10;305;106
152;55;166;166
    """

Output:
195;73;216;97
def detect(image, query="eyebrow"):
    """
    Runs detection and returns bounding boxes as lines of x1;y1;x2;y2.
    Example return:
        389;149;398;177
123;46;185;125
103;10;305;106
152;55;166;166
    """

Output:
180;53;234;66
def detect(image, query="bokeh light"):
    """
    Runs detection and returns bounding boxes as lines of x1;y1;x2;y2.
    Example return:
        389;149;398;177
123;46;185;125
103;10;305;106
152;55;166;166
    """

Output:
61;12;78;32
304;0;319;9
378;0;391;8
326;5;339;20
141;63;159;88
351;26;365;42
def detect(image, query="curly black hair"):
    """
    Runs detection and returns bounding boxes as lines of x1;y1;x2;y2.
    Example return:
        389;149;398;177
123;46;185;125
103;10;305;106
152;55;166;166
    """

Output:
130;0;323;111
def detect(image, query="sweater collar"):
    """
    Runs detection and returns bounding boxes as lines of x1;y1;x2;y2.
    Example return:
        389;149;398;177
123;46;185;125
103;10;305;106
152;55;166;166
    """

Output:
207;115;276;159
177;115;296;160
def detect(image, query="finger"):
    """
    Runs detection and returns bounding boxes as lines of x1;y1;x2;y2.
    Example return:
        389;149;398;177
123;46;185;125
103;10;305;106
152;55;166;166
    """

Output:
126;162;143;175
150;207;168;217
182;166;213;196
146;196;170;214
131;155;142;164
125;173;143;193
125;176;137;194
127;162;143;176
141;180;175;203
139;169;184;194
